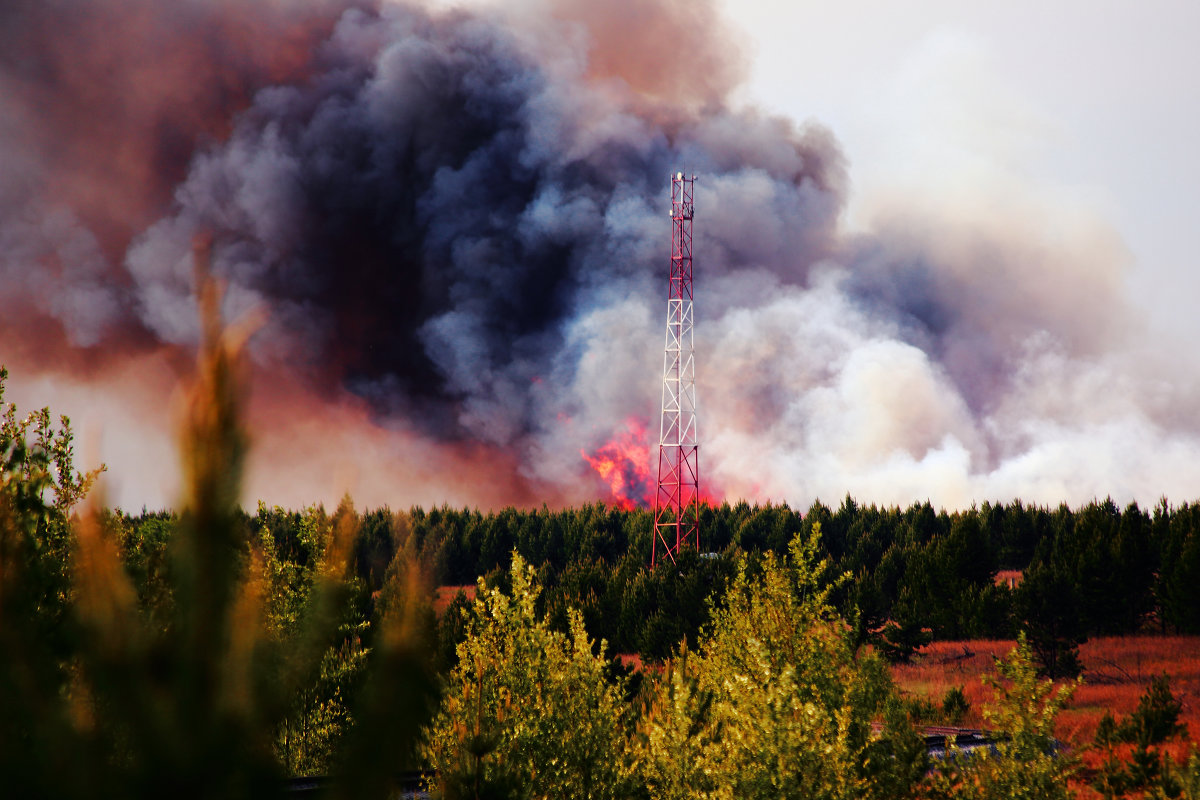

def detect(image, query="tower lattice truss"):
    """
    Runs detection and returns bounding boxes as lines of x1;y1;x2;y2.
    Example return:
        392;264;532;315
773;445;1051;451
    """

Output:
652;172;699;567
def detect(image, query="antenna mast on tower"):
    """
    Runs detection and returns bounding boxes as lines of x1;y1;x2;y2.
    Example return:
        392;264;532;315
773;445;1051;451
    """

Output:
652;172;699;567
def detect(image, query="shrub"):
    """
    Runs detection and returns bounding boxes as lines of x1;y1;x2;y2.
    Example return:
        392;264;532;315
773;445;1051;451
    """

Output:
931;634;1078;800
635;528;928;800
423;553;633;800
942;686;971;726
1130;674;1187;746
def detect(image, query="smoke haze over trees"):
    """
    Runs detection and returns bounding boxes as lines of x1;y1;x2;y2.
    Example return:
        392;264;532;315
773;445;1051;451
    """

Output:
2;0;1199;511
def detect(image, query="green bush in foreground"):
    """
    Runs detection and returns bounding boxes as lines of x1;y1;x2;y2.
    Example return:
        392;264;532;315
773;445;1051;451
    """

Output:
930;633;1078;800
635;528;927;800
424;552;632;800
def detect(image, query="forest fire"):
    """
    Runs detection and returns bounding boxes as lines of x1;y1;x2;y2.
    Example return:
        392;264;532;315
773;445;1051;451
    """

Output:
0;0;1185;513
582;417;654;510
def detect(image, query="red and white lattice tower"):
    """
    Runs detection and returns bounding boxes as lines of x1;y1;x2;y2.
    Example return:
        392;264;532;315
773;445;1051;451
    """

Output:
652;172;699;567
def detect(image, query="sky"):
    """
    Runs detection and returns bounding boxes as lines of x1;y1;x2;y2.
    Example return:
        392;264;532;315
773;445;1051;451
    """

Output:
2;0;1199;513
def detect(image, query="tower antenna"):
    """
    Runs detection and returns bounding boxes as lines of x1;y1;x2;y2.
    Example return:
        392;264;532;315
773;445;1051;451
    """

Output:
651;172;699;567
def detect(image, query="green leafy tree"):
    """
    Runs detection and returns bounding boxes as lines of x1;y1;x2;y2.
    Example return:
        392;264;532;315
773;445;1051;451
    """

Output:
254;500;381;777
1157;504;1200;633
931;633;1078;800
1091;674;1188;799
1015;562;1085;678
1154;749;1200;800
876;586;933;664
1130;674;1187;747
111;510;177;627
1;365;107;796
942;686;971;726
635;527;926;800
424;553;633;800
635;648;728;800
1;365;105;648
1;366;104;517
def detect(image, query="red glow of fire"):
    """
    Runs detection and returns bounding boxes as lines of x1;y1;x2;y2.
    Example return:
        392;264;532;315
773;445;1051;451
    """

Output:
582;417;654;510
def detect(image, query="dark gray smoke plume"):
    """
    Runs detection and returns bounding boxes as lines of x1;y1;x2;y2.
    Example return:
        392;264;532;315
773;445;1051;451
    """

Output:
125;2;842;443
1;0;1195;510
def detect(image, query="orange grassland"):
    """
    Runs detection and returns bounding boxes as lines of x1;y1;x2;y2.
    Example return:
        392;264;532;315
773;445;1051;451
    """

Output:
892;636;1200;794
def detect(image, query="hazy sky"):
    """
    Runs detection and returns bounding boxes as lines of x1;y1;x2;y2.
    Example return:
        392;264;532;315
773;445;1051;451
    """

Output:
727;0;1200;344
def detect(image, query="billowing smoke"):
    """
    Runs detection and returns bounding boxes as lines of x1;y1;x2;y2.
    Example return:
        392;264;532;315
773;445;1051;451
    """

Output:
2;0;1196;511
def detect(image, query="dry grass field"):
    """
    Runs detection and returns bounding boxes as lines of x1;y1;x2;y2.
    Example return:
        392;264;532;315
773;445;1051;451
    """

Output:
892;636;1200;796
432;584;477;616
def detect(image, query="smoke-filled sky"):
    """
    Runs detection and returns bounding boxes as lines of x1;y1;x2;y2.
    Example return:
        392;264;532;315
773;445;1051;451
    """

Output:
1;0;1198;512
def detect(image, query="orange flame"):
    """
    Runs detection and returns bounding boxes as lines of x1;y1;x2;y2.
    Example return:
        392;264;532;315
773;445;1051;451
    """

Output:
582;416;654;510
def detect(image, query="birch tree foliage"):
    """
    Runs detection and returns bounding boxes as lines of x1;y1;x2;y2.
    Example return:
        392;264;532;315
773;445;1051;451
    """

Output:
424;552;633;800
930;633;1078;800
636;527;927;800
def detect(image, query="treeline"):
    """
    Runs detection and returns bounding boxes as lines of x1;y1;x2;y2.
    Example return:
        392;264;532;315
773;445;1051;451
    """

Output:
103;492;1200;678
381;496;1200;654
811;496;1200;674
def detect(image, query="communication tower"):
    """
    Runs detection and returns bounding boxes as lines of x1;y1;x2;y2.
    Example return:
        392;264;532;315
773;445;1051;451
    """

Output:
652;173;699;566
